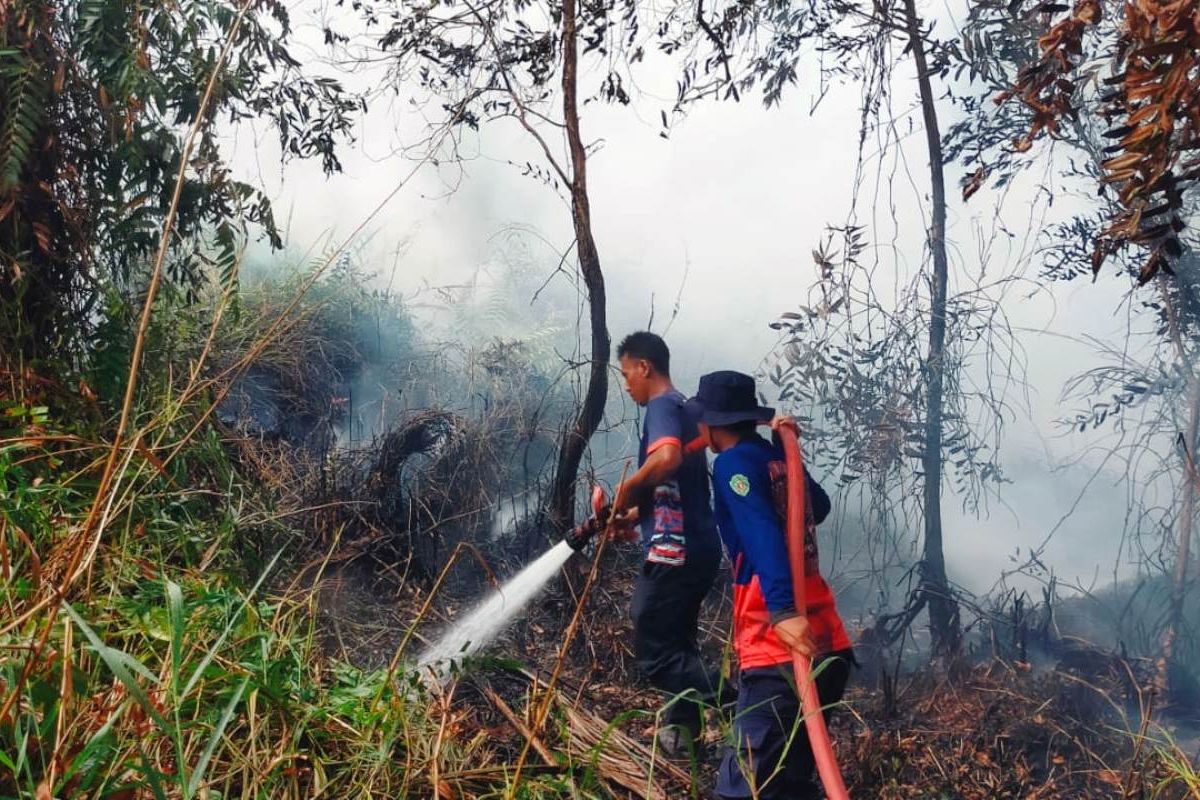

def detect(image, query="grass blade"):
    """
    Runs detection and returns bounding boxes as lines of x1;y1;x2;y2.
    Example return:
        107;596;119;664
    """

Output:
62;602;169;732
138;741;169;800
187;675;249;797
182;546;283;697
166;579;185;690
54;705;123;793
164;579;189;798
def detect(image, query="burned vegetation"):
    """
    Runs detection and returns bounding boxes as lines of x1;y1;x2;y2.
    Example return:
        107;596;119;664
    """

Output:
3;0;1200;798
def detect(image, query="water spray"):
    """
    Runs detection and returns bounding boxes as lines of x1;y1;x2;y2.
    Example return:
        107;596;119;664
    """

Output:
417;485;623;676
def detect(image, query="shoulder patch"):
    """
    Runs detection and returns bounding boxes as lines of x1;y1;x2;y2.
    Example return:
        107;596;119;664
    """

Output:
729;473;751;497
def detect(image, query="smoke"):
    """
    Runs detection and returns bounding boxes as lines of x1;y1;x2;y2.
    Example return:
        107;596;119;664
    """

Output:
221;5;1190;672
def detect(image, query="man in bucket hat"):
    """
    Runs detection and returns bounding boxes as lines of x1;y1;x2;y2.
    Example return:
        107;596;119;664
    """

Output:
686;370;855;800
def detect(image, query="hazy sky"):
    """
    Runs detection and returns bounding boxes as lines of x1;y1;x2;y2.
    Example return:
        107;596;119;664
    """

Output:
227;2;1157;597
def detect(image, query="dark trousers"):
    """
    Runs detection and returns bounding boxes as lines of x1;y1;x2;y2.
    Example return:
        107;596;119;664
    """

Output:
716;650;854;800
630;546;726;737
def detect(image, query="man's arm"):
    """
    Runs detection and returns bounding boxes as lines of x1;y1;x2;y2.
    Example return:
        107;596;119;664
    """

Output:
807;473;832;525
768;415;833;526
615;396;685;512
713;456;814;657
615;443;682;512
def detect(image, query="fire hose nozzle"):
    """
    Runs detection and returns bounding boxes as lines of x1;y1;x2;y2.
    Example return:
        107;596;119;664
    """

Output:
564;485;611;552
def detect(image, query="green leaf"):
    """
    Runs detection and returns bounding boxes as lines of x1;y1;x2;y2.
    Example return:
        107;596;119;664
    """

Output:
183;547;282;697
187;676;249;797
62;602;169;733
138;740;170;800
55;704;123;793
166;579;185;692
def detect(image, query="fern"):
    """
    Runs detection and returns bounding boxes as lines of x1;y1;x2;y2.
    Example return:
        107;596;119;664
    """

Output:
0;49;45;193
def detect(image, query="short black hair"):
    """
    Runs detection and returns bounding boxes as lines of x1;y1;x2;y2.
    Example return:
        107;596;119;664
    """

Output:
617;331;670;376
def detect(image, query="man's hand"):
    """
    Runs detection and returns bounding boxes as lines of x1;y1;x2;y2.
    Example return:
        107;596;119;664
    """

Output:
599;506;639;543
611;506;638;528
769;414;798;434
566;506;638;550
773;615;815;659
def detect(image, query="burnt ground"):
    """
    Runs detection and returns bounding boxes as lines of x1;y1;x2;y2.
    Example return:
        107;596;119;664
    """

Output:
304;538;1200;799
221;369;1200;798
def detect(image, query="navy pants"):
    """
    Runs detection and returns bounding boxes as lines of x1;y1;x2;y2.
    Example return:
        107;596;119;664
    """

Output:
631;545;728;737
716;650;854;799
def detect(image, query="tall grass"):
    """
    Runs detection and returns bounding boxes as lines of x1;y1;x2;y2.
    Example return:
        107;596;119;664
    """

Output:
0;264;624;799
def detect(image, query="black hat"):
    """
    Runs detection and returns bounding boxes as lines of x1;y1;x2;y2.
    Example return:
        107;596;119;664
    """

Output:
685;371;775;427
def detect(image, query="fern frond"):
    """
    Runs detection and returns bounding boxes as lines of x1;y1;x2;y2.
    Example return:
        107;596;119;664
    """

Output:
0;50;46;193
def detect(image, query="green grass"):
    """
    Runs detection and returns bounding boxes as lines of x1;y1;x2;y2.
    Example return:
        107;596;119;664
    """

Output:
0;276;470;799
0;264;647;800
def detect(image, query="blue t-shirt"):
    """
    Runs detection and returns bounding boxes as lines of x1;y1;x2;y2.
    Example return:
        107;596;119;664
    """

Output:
637;389;719;565
710;433;850;662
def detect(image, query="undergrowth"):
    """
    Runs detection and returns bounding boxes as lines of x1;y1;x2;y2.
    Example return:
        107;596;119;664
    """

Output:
0;267;612;800
3;264;1199;799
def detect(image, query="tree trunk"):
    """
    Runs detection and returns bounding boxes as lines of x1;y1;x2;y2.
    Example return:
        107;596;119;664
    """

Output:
1157;255;1200;704
903;0;960;655
1160;378;1198;696
545;0;610;535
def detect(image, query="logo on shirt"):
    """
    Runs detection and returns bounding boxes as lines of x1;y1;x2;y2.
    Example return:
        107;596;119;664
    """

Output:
729;473;751;497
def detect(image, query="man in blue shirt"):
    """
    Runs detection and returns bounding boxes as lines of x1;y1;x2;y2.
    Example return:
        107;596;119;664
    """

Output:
611;331;726;755
687;370;854;799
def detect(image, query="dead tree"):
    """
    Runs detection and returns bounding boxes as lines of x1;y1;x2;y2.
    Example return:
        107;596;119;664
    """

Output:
1161;375;1198;696
903;0;960;654
955;0;1200;690
1155;264;1200;703
1052;260;1200;702
547;0;610;533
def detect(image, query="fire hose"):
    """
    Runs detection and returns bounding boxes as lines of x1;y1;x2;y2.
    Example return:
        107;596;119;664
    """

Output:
778;424;851;800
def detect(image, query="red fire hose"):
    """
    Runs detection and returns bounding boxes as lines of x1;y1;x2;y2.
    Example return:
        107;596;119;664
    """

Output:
778;424;850;800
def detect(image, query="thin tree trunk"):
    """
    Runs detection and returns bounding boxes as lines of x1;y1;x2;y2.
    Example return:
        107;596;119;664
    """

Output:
1157;260;1200;704
903;0;959;655
545;0;610;535
1160;379;1198;697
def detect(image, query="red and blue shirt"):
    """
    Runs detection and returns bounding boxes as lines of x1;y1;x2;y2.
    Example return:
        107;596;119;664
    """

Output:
712;434;851;669
637;389;719;565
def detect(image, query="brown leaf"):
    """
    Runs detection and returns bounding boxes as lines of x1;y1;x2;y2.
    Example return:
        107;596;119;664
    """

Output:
32;223;52;254
1121;124;1162;146
1128;104;1162;125
1090;242;1109;275
1102;151;1143;172
1137;251;1164;285
962;167;987;201
1075;0;1100;23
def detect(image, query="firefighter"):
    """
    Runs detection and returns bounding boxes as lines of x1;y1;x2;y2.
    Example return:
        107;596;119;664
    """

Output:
686;370;855;800
610;331;728;755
